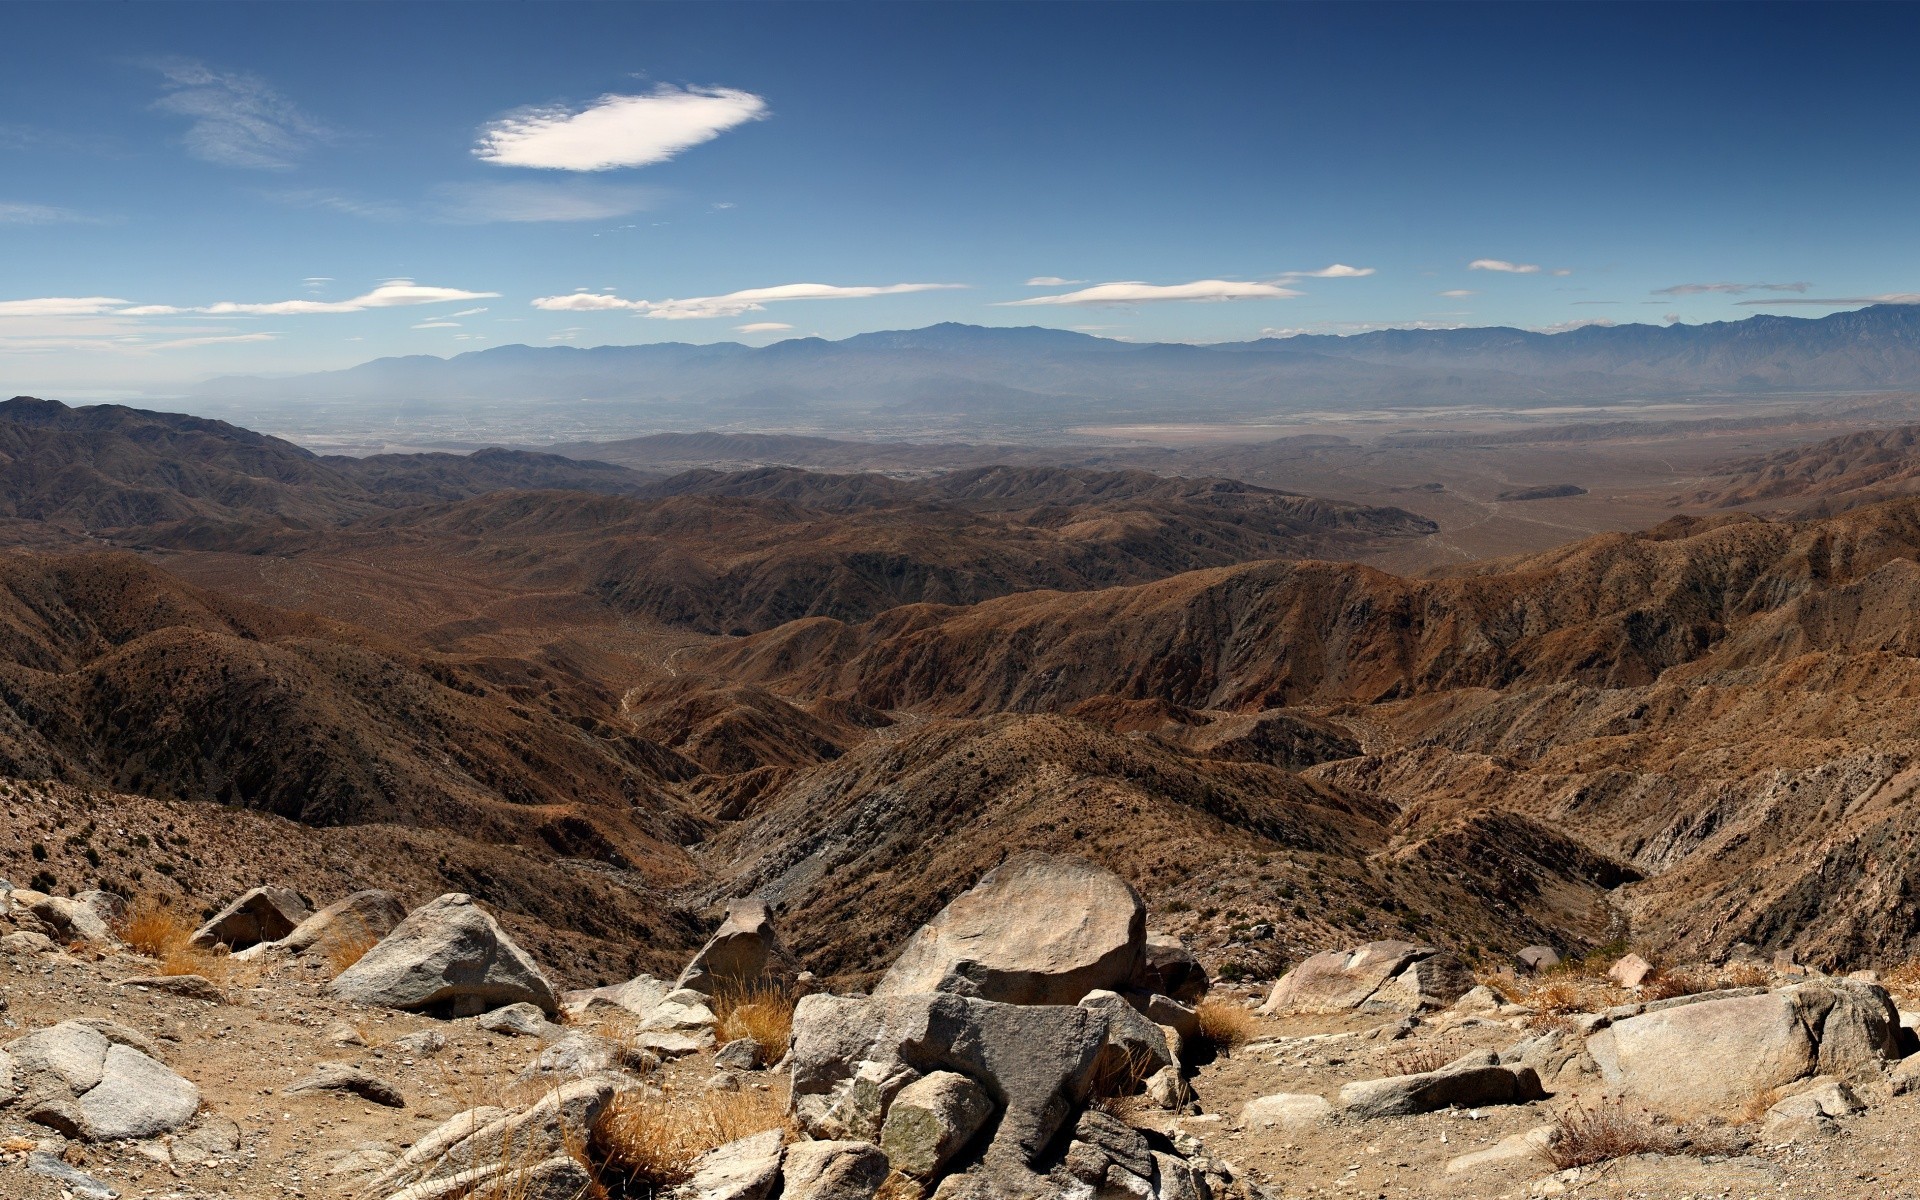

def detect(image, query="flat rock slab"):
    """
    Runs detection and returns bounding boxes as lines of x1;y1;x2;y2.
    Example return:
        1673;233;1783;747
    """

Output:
285;1062;406;1107
76;1043;201;1140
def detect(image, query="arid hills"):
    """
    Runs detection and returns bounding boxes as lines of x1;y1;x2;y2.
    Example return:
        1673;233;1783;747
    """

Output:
11;392;1920;995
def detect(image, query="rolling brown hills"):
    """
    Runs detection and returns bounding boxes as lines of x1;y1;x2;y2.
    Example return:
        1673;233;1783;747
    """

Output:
1686;422;1920;511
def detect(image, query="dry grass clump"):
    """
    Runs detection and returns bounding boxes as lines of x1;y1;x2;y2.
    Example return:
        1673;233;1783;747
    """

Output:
1737;1084;1790;1126
712;982;796;1067
591;1083;787;1194
1525;979;1607;1015
1721;961;1771;989
118;896;230;982
1540;1099;1680;1170
1194;995;1257;1055
1638;967;1711;1002
1880;958;1920;1003
324;923;381;978
1385;1047;1451;1077
1089;1043;1164;1100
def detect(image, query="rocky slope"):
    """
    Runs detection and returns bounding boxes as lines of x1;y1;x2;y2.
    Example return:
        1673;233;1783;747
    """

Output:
1686;422;1920;511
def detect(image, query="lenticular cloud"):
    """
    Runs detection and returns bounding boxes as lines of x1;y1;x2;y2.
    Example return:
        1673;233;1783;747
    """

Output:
475;86;769;171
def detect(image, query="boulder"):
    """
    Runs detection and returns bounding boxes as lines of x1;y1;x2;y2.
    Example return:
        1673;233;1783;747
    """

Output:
73;1043;201;1140
677;897;786;995
1453;985;1503;1015
1260;941;1468;1015
1764;1076;1863;1139
1130;992;1200;1042
1239;1092;1332;1132
477;1002;565;1039
285;1063;406;1107
1337;1049;1546;1119
674;1129;786;1200
880;1070;995;1180
1788;979;1904;1083
372;1077;616;1193
0;1048;13;1105
780;1140;889;1200
716;1038;762;1071
277;889;408;954
1608;953;1653;989
874;852;1146;1006
1588;991;1805;1116
75;890;127;928
1078;990;1175;1091
561;974;672;1021
15;891;113;944
1135;933;1209;1003
329;893;557;1017
1515;946;1561;975
189;885;312;950
789;992;1106;1167
641;991;719;1034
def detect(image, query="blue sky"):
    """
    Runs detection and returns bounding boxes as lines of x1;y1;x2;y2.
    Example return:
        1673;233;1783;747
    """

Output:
3;1;1918;397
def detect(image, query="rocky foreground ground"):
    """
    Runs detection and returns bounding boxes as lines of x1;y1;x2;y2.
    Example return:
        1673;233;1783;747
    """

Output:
8;854;1920;1200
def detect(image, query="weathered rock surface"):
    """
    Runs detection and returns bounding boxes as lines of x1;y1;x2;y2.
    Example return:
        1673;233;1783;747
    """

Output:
789;991;1106;1166
561;973;673;1021
678;897;786;995
277;888;408;954
1515;946;1561;974
1337;1049;1546;1119
115;973;224;1003
190;885;312;950
780;1139;889;1200
1261;941;1470;1015
330;893;558;1017
1079;989;1175;1089
285;1062;406;1107
674;1128;786;1200
880;1069;994;1180
477;1001;565;1039
1239;1092;1333;1131
1608;953;1653;988
1136;933;1209;1003
873;852;1146;1006
373;1077;616;1194
13;889;113;944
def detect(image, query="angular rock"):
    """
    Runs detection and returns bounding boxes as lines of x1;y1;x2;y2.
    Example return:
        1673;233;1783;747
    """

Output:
874;852;1146;1006
674;1128;786;1200
678;897;787;995
781;1139;889;1200
1445;1126;1557;1174
75;1043;200;1140
285;1062;405;1107
789;992;1106;1167
1152;1150;1203;1200
17;891;113;944
1239;1092;1332;1131
1608;953;1653;989
1454;985;1503;1014
1261;941;1449;1015
392;1029;448;1056
114;974;224;1003
1144;1065;1188;1110
0;930;56;954
641;992;719;1034
1515;946;1561;975
329;893;557;1017
1079;989;1175;1092
560;973;671;1021
0;1048;12;1105
1765;1075;1863;1138
1130;992;1200;1042
478;1002;565;1039
75;891;127;928
1588;990;1813;1117
374;1077;615;1192
1074;1107;1155;1180
8;1021;110;1093
716;1038;762;1071
190;885;312;950
1368;953;1474;1012
27;1149;117;1200
1788;979;1904;1084
880;1070;995;1180
1337;1049;1546;1119
277;889;408;954
1136;933;1209;1004
636;1029;713;1058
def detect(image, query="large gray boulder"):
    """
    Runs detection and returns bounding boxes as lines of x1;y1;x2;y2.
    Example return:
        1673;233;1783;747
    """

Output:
276;889;408;954
1261;941;1471;1015
5;1021;199;1141
874;853;1146;1006
189;885;312;950
13;890;113;945
789;992;1107;1167
780;1140;888;1200
1338;1050;1545;1119
673;1129;786;1200
329;893;557;1017
677;898;786;996
1587;980;1902;1118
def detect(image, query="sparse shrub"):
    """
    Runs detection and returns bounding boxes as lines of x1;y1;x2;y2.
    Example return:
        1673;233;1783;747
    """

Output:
1386;1048;1450;1077
591;1082;787;1193
1639;967;1710;1002
1722;962;1771;990
30;842;47;861
1194;995;1256;1054
712;982;796;1067
119;895;228;982
1541;1099;1678;1170
29;869;55;892
1088;1042;1162;1100
324;922;381;978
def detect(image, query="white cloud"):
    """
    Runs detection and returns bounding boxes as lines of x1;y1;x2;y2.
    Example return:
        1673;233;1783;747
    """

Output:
1026;276;1086;287
432;180;663;222
267;189;409;221
412;320;460;329
1438;289;1477;298
450;307;490;317
1552;269;1573;277
474;85;769;171
302;276;333;291
0;297;130;317
1537;317;1616;333
1469;259;1541;274
191;281;499;315
1654;281;1811;296
532;281;962;320
1736;293;1920;307
737;322;793;333
1665;312;1683;324
150;59;330;170
148;332;278;350
0;203;98;225
1000;280;1301;307
1281;264;1375;279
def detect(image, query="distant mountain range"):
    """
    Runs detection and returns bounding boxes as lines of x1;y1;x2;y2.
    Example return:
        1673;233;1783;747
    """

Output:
184;304;1920;439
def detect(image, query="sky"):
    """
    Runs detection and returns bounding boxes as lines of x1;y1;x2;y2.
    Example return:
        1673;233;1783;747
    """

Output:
3;0;1920;398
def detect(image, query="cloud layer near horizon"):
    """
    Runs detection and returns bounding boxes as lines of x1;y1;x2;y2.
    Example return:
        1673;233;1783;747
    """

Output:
532;281;961;319
1001;279;1303;307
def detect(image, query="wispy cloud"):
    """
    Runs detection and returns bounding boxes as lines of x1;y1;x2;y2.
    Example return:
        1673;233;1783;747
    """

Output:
267;189;408;221
0;297;131;318
0;202;101;225
532;281;961;320
475;85;769;171
1735;294;1920;307
1654;281;1811;296
150;59;331;170
105;281;496;317
432;180;663;222
450;307;489;318
1001;280;1301;307
1469;258;1541;274
737;322;793;333
1438;289;1477;298
1281;264;1375;279
1026;276;1085;287
148;332;278;350
301;276;333;291
412;320;460;329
